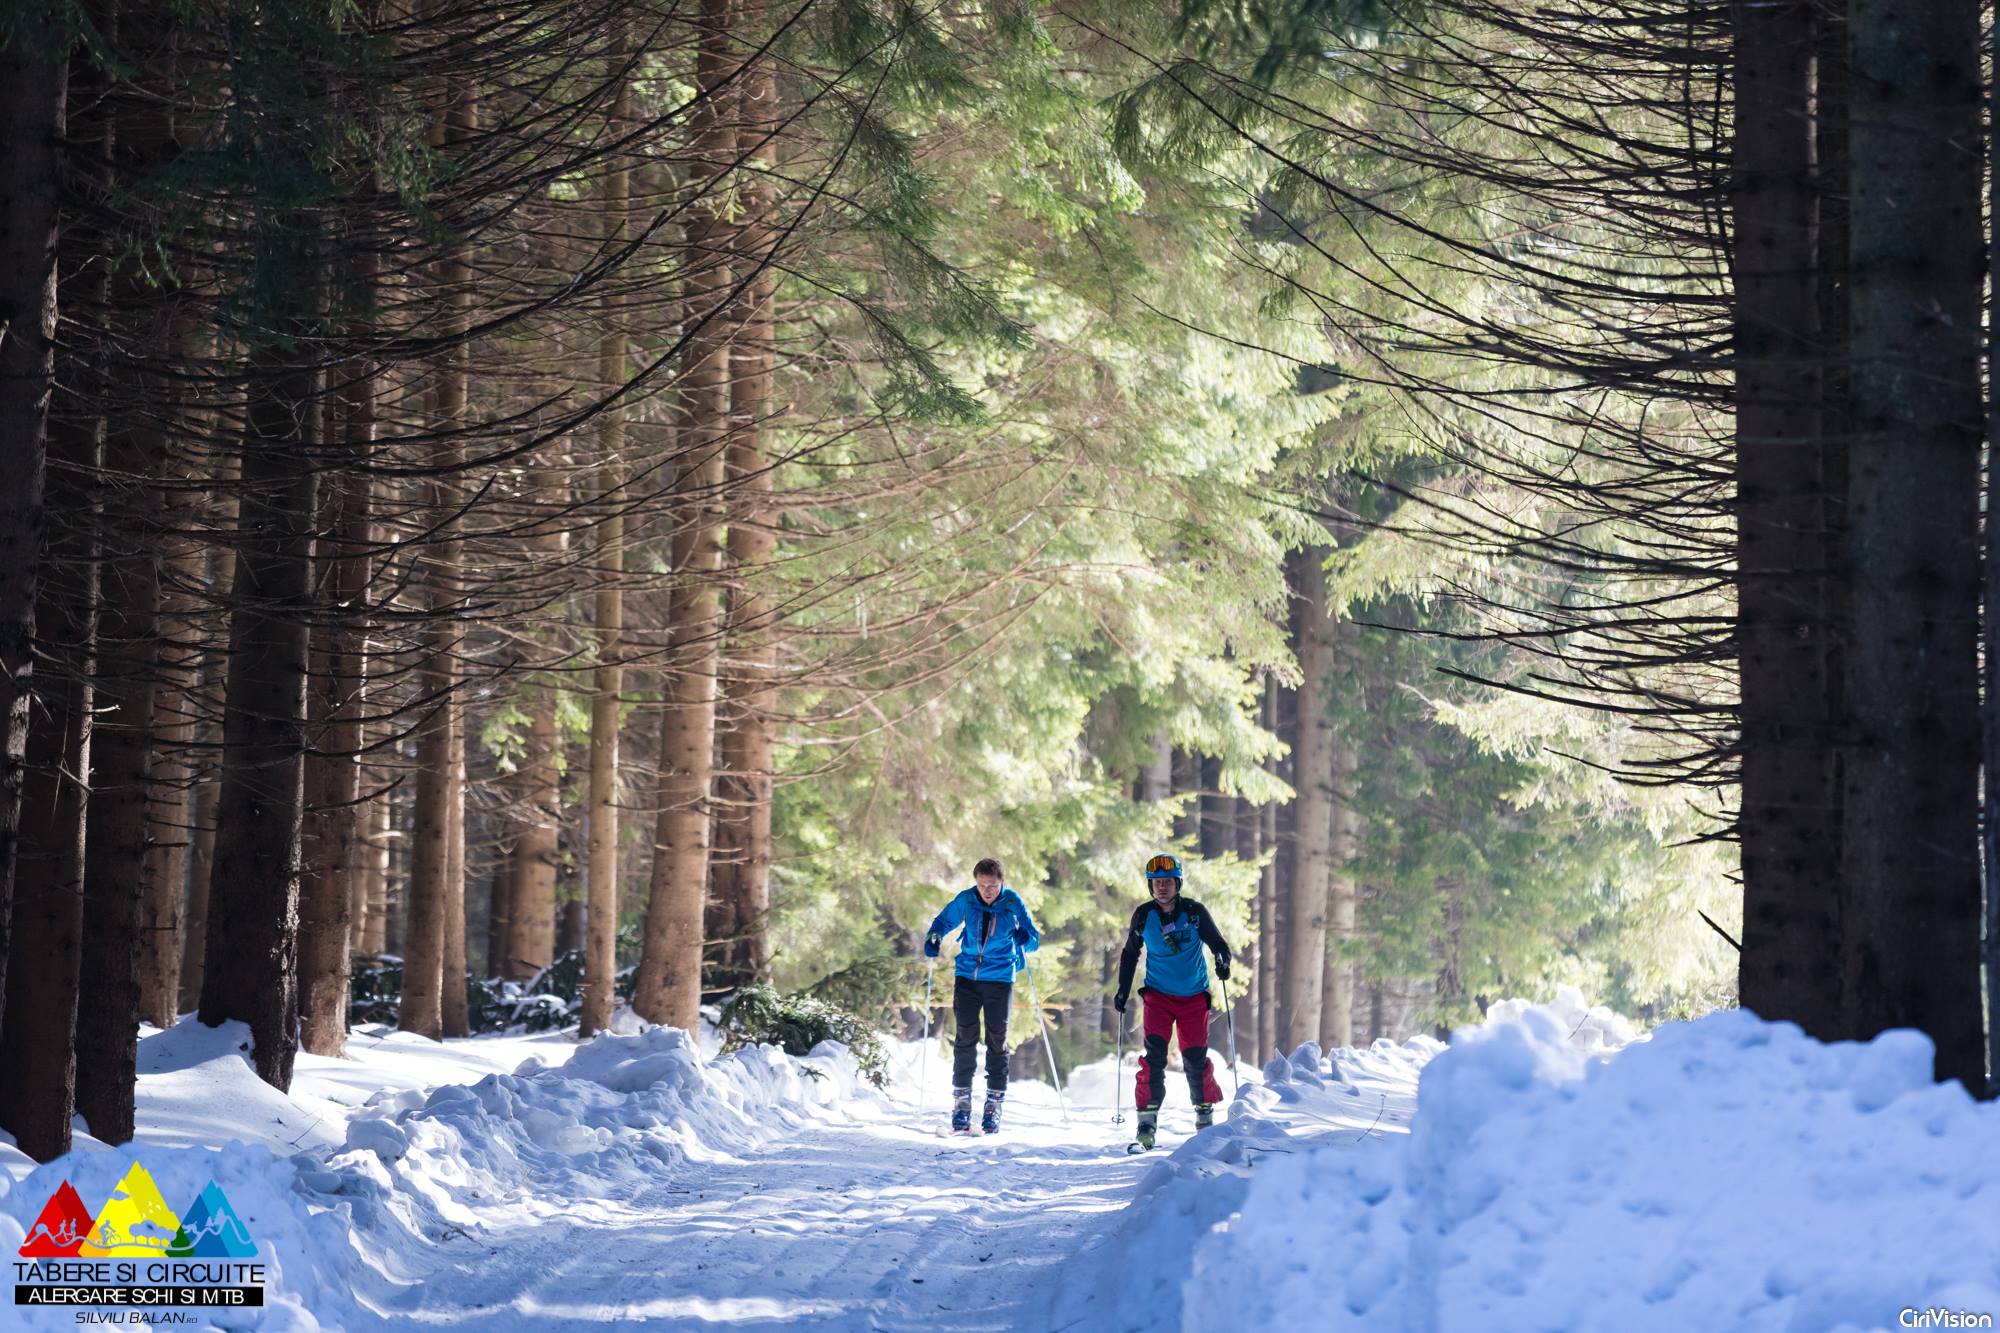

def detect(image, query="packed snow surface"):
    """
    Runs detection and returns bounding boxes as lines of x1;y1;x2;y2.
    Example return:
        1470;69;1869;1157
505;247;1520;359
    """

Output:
4;985;1996;1331
1180;989;2000;1333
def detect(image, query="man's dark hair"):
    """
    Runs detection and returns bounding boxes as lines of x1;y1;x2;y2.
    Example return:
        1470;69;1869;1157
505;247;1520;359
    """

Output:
973;857;1004;881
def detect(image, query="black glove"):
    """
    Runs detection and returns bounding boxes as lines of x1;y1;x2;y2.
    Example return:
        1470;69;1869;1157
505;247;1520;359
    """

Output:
923;931;941;959
1214;955;1232;982
1112;992;1127;1014
1012;923;1031;945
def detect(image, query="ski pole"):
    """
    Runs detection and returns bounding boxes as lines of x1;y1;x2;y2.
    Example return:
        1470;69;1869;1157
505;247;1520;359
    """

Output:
918;958;935;1113
1022;959;1070;1124
1113;1007;1126;1126
1221;975;1240;1097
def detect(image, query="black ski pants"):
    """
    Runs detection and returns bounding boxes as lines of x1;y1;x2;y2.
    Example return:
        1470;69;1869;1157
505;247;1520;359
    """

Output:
951;976;1012;1092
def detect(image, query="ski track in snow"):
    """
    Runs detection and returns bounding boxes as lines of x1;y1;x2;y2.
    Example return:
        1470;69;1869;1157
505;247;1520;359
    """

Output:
1;1018;1434;1332
365;1093;1198;1331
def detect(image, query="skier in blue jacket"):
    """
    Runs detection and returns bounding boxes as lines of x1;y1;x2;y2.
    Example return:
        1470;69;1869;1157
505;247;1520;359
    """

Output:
924;857;1040;1133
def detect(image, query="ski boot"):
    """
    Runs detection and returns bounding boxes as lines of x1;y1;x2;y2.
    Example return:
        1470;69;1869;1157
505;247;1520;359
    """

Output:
1195;1102;1215;1130
950;1087;973;1134
1126;1108;1158;1154
981;1090;1004;1134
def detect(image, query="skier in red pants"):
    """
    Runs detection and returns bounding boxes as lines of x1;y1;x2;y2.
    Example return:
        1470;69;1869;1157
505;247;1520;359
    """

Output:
1112;853;1232;1152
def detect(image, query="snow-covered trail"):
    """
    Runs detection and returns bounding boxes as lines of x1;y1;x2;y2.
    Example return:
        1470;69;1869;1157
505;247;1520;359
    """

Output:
383;1095;1158;1330
43;990;2000;1331
2;1018;1428;1332
314;1024;1248;1328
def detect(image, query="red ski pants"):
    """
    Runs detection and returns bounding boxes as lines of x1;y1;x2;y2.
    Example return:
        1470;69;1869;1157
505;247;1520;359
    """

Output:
1133;987;1224;1110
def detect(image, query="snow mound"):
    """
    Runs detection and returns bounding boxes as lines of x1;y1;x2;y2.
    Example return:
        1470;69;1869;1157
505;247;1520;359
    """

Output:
1053;1035;1437;1333
6;1024;883;1329
2;1141;356;1331
138;1018;347;1154
1185;1002;2000;1333
320;1025;865;1222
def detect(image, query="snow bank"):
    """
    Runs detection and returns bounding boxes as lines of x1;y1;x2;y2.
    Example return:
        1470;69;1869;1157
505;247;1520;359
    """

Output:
1185;994;2000;1333
5;1023;883;1330
1053;1030;1439;1332
309;1027;877;1312
1;1141;356;1331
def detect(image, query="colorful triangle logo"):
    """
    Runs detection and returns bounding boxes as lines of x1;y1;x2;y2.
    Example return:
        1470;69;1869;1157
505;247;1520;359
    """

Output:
18;1180;94;1257
166;1181;257;1258
79;1163;181;1257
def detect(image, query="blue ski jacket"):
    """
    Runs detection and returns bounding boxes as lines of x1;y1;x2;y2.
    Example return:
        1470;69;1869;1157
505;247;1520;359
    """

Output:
925;888;1040;982
1116;896;1231;1000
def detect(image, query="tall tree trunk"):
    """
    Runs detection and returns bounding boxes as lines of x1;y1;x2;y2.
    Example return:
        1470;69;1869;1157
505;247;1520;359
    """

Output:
441;717;469;1036
399;679;450;1038
75;432;165;1144
1838;0;1984;1085
139;494;203;1028
176;644;223;1011
1234;747;1262;1055
401;85;475;1039
197;338;319;1090
0;414;95;1162
76;534;155;1145
381;770;406;956
489;796;515;982
1261;677;1287;1060
557;892;584;961
712;53;780;991
360;778;391;955
74;6;172;1142
486;854;511;982
580;49;635;1038
1170;749;1199;842
1986;0;2000;1097
1281;548;1333;1050
1140;733;1170;805
0;0;68;1057
298;457;369;1053
505;687;560;979
177;512;235;1014
1198;756;1228;859
1731;0;1840;1036
635;2;735;1031
1320;733;1359;1050
128;0;202;1035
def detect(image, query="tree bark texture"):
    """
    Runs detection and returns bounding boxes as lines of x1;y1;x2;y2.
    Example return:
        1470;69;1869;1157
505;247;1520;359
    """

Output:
505;688;561;980
441;716;469;1037
401;87;474;1039
1731;0;1842;1037
580;49;635;1037
360;781;391;956
1985;0;2000;1097
1837;0;1984;1087
196;340;318;1090
1320;733;1359;1051
711;56;780;991
1282;548;1333;1050
0;415;94;1162
75;430;164;1145
138;490;204;1029
298;432;370;1056
0;1;68;1053
636;2;735;1032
